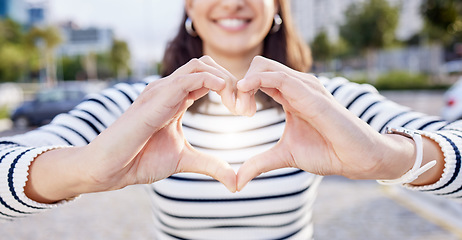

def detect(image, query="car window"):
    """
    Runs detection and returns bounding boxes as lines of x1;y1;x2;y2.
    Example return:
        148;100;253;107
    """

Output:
65;90;85;100
37;90;66;102
36;89;85;103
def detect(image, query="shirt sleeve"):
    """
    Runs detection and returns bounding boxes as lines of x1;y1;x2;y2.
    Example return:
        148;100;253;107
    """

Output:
0;82;145;221
0;144;69;221
321;76;462;200
404;128;462;198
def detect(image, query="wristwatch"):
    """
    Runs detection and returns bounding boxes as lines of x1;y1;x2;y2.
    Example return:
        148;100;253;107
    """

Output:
377;127;437;185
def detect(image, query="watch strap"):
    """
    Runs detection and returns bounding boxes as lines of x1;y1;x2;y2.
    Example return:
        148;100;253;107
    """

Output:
377;127;437;185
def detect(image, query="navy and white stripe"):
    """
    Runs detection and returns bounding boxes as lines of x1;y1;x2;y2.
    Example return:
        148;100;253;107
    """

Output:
0;78;461;239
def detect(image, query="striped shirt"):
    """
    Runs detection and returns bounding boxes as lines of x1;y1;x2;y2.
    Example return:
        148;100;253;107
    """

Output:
1;76;462;239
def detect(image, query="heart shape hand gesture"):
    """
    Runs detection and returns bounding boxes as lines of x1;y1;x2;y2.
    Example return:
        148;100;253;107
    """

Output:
78;55;414;197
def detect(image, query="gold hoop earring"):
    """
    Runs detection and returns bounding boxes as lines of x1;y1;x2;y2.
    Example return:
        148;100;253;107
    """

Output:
185;17;197;37
270;14;282;34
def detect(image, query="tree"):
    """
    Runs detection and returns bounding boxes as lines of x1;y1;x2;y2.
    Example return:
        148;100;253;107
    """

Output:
340;0;399;52
110;39;131;79
0;19;24;45
61;55;84;81
311;30;333;62
311;30;335;72
95;53;114;79
340;0;399;80
0;44;28;82
0;19;29;82
26;26;63;86
420;0;462;46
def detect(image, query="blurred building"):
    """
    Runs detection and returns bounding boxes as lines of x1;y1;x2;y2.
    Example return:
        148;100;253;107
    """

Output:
290;0;444;75
0;0;48;26
291;0;423;43
27;1;48;26
58;22;114;56
0;0;28;24
290;0;351;44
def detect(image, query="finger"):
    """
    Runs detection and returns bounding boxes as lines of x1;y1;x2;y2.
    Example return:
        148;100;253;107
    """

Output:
238;72;316;106
128;72;226;133
235;83;257;116
259;87;286;106
143;58;228;94
199;55;236;80
236;146;290;191
167;72;226;117
146;71;226;101
180;87;210;113
161;72;226;106
236;72;290;115
238;72;284;92
178;147;237;193
181;72;227;93
242;56;314;103
199;56;239;114
172;58;231;81
245;56;302;79
173;56;238;114
188;87;210;102
235;74;263;116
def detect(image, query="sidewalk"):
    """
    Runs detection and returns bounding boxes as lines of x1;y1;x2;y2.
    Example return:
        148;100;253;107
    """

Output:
0;177;458;240
313;176;460;240
0;119;11;132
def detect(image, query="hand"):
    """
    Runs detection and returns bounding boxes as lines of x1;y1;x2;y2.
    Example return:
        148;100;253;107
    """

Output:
235;56;416;190
26;56;239;203
88;56;239;192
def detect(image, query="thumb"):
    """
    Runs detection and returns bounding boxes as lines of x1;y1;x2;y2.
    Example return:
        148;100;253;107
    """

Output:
178;146;237;193
237;146;290;191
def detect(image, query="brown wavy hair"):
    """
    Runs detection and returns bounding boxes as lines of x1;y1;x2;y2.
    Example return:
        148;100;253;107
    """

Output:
161;0;312;111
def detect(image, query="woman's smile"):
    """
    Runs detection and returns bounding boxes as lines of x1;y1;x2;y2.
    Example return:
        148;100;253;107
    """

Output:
214;18;251;32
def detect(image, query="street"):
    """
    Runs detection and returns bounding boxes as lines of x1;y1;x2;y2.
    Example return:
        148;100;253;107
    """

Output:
0;90;461;240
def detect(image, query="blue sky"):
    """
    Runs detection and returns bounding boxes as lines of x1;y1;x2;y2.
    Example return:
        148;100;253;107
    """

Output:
36;0;185;62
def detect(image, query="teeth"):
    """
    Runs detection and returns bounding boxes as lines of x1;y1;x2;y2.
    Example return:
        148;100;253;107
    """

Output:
217;19;246;28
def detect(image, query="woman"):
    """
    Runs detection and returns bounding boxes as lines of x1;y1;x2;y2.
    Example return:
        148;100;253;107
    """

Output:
0;0;461;239
154;1;317;238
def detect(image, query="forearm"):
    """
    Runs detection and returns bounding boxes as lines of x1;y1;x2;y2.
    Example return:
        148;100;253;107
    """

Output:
24;147;90;204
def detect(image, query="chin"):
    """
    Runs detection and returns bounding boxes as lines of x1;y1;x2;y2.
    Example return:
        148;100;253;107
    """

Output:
213;41;260;54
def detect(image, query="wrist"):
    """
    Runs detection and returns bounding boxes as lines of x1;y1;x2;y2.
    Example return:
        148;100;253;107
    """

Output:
376;127;440;186
375;132;417;181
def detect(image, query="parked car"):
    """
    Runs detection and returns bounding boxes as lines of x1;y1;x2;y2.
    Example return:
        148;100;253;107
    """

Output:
10;87;87;128
441;60;462;74
442;77;462;121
